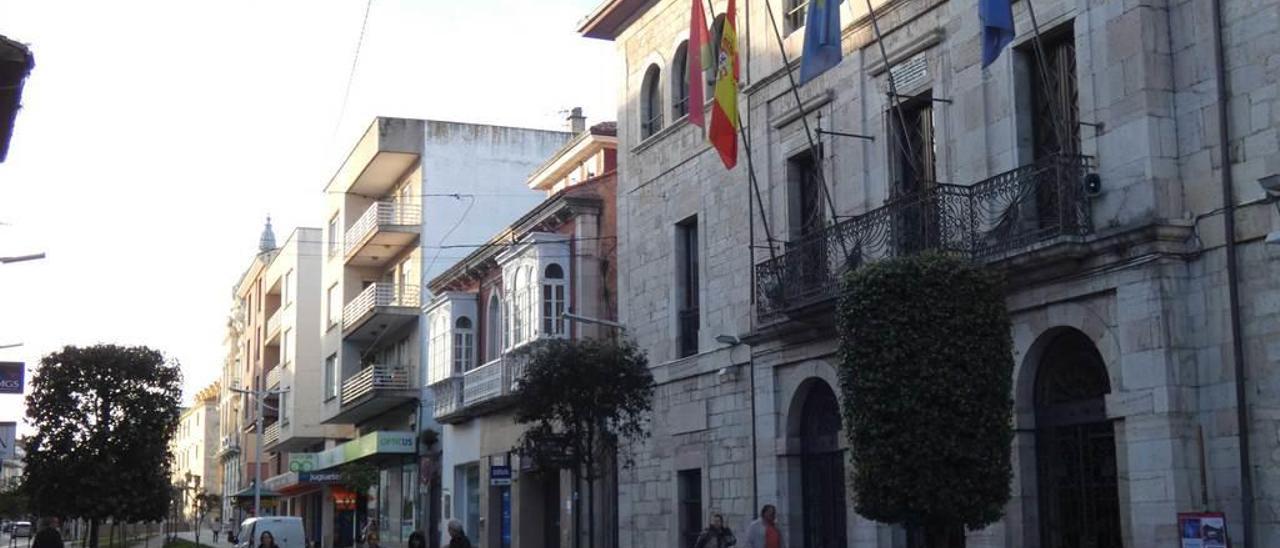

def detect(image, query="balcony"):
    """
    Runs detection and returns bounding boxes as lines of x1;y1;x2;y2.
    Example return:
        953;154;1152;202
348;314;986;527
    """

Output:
326;363;417;425
326;118;424;197
266;307;283;341
263;422;280;447
755;154;1094;320
431;375;466;423
461;353;528;413
343;283;422;343
344;201;422;268
266;366;282;389
216;435;241;459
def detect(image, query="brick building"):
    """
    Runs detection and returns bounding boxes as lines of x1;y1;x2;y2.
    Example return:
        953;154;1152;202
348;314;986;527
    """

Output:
582;0;1280;546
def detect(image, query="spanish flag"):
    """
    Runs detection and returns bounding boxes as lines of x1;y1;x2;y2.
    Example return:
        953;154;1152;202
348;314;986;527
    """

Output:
708;0;739;169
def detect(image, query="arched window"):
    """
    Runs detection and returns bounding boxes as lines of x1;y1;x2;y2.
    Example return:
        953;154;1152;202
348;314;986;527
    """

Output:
453;317;474;373
672;42;690;119
486;294;502;360
512;269;526;346
542;264;566;336
641;64;663;138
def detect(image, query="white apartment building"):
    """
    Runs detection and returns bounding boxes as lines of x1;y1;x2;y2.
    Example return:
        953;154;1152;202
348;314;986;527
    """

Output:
308;117;570;548
583;0;1280;546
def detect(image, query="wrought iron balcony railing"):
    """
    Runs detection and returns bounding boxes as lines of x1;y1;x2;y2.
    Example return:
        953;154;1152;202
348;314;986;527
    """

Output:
755;154;1093;319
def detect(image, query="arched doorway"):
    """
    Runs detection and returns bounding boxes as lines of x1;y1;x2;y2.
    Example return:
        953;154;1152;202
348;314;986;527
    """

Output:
800;380;847;548
1035;329;1122;548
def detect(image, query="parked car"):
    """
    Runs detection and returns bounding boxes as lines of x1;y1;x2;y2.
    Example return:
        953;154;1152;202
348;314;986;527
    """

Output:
11;521;32;538
236;517;304;548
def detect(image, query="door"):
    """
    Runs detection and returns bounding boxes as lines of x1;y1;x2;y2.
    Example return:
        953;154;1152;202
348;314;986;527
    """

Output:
1035;330;1122;548
542;473;562;548
800;382;847;548
889;93;938;255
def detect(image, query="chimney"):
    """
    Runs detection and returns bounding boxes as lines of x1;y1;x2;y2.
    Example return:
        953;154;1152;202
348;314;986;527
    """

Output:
568;107;586;134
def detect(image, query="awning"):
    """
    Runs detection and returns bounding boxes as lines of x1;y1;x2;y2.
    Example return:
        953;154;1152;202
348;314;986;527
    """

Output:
231;482;280;499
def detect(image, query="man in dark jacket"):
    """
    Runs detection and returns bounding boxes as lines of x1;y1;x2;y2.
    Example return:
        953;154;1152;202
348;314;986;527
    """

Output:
445;519;472;548
32;517;63;548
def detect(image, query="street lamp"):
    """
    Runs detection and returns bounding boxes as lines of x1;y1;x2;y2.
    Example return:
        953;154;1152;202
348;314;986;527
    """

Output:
230;384;289;517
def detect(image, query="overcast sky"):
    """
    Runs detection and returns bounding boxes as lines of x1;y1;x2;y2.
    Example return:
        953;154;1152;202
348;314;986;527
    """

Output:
0;0;618;433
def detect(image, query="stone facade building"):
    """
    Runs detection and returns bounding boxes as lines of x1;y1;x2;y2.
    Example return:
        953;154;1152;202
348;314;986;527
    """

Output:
582;0;1279;547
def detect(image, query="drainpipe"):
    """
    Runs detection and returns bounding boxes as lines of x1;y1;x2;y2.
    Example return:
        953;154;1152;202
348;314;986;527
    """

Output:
1209;0;1253;544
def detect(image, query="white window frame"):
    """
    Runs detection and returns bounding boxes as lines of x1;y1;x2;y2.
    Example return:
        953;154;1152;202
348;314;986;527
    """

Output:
327;214;340;257
453;317;474;373
283;270;293;306
487;294;503;361
327;284;340;329
542;263;567;337
324;354;339;401
282;329;291;365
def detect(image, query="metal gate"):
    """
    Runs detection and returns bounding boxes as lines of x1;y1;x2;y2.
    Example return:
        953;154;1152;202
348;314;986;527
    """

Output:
1035;330;1123;548
800;382;847;548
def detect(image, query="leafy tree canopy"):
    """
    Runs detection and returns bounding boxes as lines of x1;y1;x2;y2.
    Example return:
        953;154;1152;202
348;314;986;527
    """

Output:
510;337;654;480
838;254;1014;544
23;345;183;532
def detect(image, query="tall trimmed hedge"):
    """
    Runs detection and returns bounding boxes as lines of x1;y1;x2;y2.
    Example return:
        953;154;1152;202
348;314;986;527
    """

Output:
837;254;1014;546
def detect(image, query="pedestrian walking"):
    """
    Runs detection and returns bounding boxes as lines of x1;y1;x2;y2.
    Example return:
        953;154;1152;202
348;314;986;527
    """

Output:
445;520;472;548
695;513;736;548
744;505;784;548
258;531;278;548
407;531;426;548
361;519;380;548
32;518;63;548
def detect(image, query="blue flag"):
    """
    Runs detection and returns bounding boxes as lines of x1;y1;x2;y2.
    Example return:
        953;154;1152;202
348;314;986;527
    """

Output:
799;0;842;85
980;0;1015;67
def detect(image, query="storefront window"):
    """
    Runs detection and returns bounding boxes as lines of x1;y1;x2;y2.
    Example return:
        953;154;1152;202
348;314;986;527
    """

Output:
401;464;416;541
379;469;392;546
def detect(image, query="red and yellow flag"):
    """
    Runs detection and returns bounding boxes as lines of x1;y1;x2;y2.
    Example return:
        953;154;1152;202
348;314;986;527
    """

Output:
687;0;710;130
708;0;739;169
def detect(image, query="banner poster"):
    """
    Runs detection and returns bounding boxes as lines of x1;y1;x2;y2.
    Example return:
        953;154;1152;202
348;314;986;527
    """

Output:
1178;512;1228;548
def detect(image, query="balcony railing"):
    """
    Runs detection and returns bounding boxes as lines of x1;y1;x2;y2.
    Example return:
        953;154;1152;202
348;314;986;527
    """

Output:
345;201;422;257
756;154;1093;318
462;353;527;408
343;283;421;329
431;375;465;419
263;422;280;446
341;363;414;405
266;366;282;389
266;307;282;337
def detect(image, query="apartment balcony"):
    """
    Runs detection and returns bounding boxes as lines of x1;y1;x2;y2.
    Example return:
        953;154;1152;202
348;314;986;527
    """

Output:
216;435;241;460
266;365;282;389
326;118;424;197
343;283;422;343
755;154;1094;321
460;353;528;414
345;201;422;268
266;307;283;342
326;363;417;425
263;421;281;448
430;375;466;424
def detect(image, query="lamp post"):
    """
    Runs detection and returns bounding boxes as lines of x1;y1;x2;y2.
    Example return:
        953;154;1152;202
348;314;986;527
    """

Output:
230;385;289;517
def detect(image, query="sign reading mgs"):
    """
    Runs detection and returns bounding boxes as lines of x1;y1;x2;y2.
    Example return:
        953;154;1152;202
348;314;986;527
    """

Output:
0;362;23;394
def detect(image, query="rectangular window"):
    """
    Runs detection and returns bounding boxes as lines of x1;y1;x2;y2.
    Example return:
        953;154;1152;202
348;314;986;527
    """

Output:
327;214;340;257
282;329;291;365
1026;28;1080;160
888;93;939;256
283;270;293;306
785;0;809;35
678;469;703;548
676;217;700;358
788;149;828;291
453;331;474;373
327;284;340;328
279;391;289;423
325;354;339;400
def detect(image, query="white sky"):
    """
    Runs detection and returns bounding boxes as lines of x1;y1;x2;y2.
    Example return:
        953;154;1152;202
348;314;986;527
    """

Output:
0;0;618;434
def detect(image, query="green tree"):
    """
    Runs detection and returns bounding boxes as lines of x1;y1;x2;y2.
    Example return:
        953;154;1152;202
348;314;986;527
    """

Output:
510;337;654;548
23;345;183;548
340;461;378;543
838;254;1014;548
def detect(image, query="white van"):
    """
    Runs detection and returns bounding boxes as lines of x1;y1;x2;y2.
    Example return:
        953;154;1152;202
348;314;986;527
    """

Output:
237;517;306;548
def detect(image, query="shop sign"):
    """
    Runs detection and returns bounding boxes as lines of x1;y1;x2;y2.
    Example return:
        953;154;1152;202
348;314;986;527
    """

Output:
1178;512;1228;547
0;363;23;394
299;471;342;484
490;465;512;486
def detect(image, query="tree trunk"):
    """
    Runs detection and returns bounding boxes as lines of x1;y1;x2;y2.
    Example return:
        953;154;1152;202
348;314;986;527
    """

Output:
87;519;98;548
907;523;965;548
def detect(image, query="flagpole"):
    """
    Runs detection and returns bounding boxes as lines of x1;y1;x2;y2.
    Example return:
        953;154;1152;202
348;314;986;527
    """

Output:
862;0;921;184
1021;0;1071;156
755;0;855;265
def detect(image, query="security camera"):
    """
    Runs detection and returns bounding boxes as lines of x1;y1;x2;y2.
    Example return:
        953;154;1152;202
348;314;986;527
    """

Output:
1259;174;1280;197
